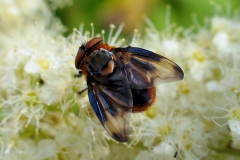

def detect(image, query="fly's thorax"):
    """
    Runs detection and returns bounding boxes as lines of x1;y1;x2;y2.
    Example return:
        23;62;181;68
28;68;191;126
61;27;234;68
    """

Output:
86;49;115;76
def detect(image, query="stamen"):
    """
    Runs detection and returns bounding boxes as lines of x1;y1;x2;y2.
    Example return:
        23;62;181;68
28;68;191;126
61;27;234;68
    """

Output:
101;30;105;41
90;23;94;38
111;23;124;45
108;24;115;44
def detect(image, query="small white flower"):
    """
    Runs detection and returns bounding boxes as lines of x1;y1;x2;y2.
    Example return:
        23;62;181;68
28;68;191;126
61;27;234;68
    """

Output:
229;119;240;150
211;17;228;33
152;141;176;159
212;31;229;50
206;80;221;92
161;39;180;57
35;139;58;159
229;119;240;134
24;59;41;74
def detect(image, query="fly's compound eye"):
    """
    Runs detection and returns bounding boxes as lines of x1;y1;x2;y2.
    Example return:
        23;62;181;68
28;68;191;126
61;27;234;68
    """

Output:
87;49;112;73
75;47;86;69
74;42;91;70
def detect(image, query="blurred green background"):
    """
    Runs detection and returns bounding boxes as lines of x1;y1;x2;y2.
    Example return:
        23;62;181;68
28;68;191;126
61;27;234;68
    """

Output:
55;0;240;38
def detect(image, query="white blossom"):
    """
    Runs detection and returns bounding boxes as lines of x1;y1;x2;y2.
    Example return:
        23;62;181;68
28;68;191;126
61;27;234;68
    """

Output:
1;1;240;160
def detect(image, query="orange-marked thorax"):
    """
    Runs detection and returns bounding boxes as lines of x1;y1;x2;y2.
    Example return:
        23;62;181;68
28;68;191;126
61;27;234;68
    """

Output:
80;44;115;79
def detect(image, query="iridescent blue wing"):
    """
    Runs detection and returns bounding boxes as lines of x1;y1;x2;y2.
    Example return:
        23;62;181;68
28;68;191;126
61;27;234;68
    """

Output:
114;46;184;89
87;66;132;142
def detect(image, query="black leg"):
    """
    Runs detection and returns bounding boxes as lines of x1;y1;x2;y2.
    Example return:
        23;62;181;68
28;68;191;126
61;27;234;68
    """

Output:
78;87;88;95
174;151;178;158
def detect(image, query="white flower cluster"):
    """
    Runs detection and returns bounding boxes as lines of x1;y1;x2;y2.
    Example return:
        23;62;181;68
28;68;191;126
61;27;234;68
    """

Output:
0;1;240;160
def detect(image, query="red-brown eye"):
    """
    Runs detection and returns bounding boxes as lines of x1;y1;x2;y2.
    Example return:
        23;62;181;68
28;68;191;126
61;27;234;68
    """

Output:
85;38;103;49
75;48;85;69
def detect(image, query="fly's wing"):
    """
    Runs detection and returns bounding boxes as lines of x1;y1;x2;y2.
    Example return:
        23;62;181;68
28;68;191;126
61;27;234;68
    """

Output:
87;66;132;142
114;47;184;89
